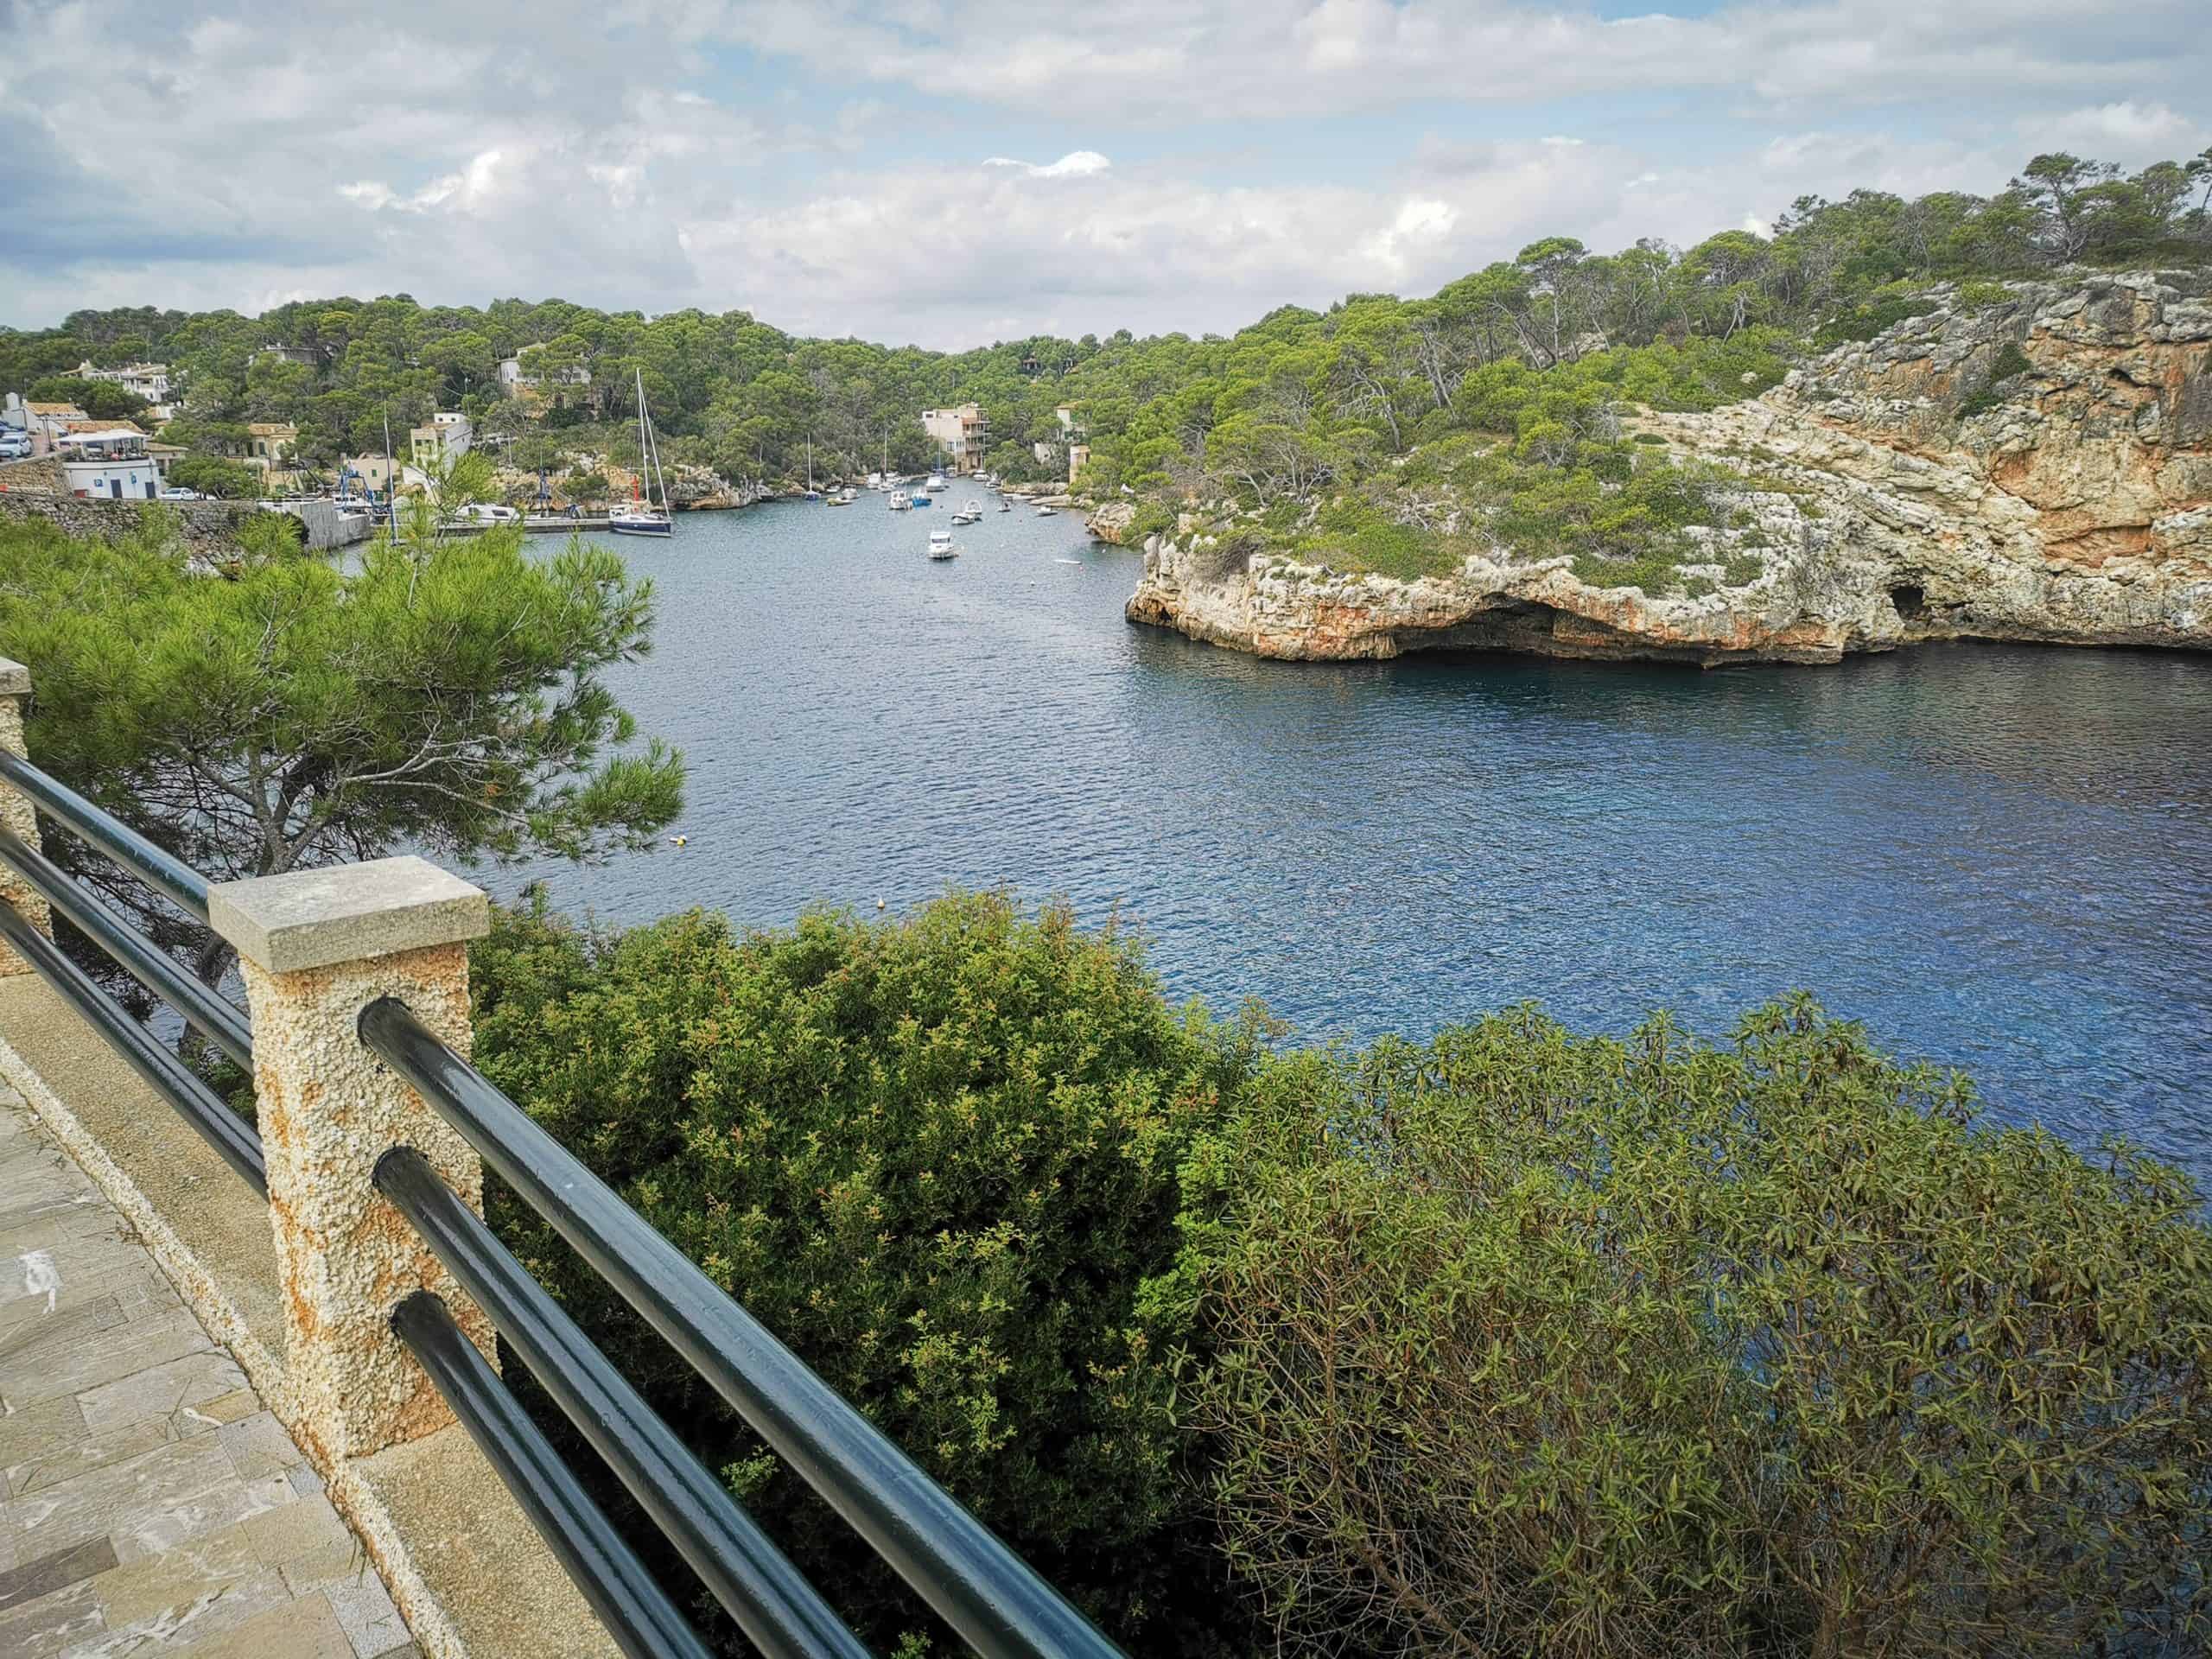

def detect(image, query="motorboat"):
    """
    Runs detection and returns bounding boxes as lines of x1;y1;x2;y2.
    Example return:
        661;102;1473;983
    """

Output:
925;472;947;493
888;491;912;511
927;528;957;560
1035;505;1058;517
996;500;1012;512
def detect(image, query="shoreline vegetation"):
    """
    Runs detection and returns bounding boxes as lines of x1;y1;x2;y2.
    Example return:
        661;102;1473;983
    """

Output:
474;891;2212;1659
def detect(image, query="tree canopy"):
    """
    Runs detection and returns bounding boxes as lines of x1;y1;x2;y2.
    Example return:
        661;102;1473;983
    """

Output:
0;508;683;985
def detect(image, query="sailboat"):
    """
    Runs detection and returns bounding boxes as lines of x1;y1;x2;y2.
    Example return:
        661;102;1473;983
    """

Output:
803;437;822;500
609;368;674;537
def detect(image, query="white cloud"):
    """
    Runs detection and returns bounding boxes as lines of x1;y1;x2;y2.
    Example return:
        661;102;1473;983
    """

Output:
2;0;2206;343
2018;100;2209;165
982;150;1113;179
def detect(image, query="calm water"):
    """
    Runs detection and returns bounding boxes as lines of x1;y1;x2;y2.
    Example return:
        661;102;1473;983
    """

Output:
511;500;2212;1185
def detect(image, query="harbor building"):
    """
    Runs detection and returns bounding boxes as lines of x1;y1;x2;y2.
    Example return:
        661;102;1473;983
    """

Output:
58;425;160;499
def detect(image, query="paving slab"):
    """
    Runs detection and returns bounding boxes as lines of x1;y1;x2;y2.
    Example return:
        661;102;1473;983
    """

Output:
0;1079;410;1657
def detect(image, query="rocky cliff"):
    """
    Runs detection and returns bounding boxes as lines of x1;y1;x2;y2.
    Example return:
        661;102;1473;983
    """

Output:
1124;271;2212;665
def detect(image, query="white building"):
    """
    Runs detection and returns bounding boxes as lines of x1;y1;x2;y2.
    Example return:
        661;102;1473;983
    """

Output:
74;359;172;402
410;412;473;470
498;348;589;394
58;427;161;500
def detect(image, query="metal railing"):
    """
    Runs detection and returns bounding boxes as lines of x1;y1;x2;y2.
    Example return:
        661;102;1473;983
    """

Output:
0;742;1126;1659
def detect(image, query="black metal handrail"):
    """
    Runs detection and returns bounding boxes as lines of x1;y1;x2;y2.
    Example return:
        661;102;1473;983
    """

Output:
0;899;265;1192
359;995;1126;1659
0;825;251;1069
0;747;212;922
390;1291;717;1659
375;1147;870;1659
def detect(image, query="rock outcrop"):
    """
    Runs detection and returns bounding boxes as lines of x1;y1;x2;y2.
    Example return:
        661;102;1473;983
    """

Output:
1126;271;2212;665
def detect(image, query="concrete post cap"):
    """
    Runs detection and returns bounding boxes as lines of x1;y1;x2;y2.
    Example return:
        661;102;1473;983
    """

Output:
210;855;489;974
0;658;28;696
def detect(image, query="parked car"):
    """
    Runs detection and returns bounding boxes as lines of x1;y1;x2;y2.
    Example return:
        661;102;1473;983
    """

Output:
0;433;33;460
156;486;203;501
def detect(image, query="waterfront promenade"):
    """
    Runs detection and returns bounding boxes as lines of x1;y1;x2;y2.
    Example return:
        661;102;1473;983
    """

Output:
0;1077;416;1658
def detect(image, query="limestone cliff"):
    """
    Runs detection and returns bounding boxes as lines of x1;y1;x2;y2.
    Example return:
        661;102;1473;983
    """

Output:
1124;271;2212;665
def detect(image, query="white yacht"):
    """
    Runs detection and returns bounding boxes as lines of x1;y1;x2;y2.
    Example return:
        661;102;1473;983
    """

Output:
1035;505;1058;517
927;528;957;560
610;366;674;537
888;491;912;511
925;472;948;493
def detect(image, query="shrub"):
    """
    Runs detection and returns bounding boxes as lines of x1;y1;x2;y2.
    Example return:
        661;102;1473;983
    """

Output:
470;892;1262;1653
1956;279;2014;311
1164;1000;2212;1659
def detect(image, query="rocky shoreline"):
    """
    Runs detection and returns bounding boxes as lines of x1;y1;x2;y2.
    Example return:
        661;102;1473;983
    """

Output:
1115;271;2212;666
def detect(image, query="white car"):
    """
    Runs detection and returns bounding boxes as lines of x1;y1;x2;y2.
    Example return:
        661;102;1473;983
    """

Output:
0;435;32;461
157;486;203;501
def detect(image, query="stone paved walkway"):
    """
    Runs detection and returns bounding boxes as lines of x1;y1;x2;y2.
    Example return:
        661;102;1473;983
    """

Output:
0;1079;418;1658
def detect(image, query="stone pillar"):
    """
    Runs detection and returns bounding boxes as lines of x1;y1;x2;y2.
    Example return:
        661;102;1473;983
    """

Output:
209;855;493;1467
0;657;52;975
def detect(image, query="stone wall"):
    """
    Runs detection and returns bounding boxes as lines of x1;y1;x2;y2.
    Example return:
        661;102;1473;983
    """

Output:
0;490;258;558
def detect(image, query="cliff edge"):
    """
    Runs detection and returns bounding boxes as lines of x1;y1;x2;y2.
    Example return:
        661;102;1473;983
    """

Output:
1123;271;2212;665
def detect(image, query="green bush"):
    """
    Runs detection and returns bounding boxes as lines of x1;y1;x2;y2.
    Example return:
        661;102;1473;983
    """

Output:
1958;340;2037;419
470;892;1261;1652
1955;279;2014;312
1164;1000;2212;1659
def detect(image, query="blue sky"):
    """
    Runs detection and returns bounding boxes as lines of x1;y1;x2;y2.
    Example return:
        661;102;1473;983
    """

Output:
2;0;2205;346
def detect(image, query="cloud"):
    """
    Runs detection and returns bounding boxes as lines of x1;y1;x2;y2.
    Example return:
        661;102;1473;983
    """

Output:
1;1;2207;343
2018;100;2209;164
982;151;1113;179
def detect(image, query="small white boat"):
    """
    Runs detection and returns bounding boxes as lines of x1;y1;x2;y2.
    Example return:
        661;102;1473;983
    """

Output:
925;473;947;493
888;491;912;512
927;528;957;560
961;499;982;516
996;500;1012;513
1036;505;1058;517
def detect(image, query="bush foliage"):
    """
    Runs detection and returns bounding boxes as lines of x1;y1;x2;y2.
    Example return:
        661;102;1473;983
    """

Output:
470;892;1259;1651
1162;998;2212;1659
471;897;2212;1657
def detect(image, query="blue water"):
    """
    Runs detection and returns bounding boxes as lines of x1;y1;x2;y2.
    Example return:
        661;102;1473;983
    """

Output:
512;501;2212;1185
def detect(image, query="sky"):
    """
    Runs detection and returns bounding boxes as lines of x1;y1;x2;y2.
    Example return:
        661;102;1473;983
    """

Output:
2;0;2206;348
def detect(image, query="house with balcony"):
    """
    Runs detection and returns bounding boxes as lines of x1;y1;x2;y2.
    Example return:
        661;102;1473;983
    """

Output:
74;358;173;403
409;412;474;477
921;403;990;475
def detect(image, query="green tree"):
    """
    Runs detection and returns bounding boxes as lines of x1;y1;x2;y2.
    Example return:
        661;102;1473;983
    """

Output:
165;455;260;499
470;891;1263;1654
26;375;150;422
0;512;683;986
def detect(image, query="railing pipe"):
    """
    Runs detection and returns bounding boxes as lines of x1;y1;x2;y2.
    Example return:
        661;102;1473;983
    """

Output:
0;826;251;1069
374;1147;870;1659
388;1291;717;1659
359;997;1125;1659
0;899;264;1192
0;748;212;923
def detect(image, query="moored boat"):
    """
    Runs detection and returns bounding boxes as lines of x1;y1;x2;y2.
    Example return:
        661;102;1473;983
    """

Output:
927;528;957;560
